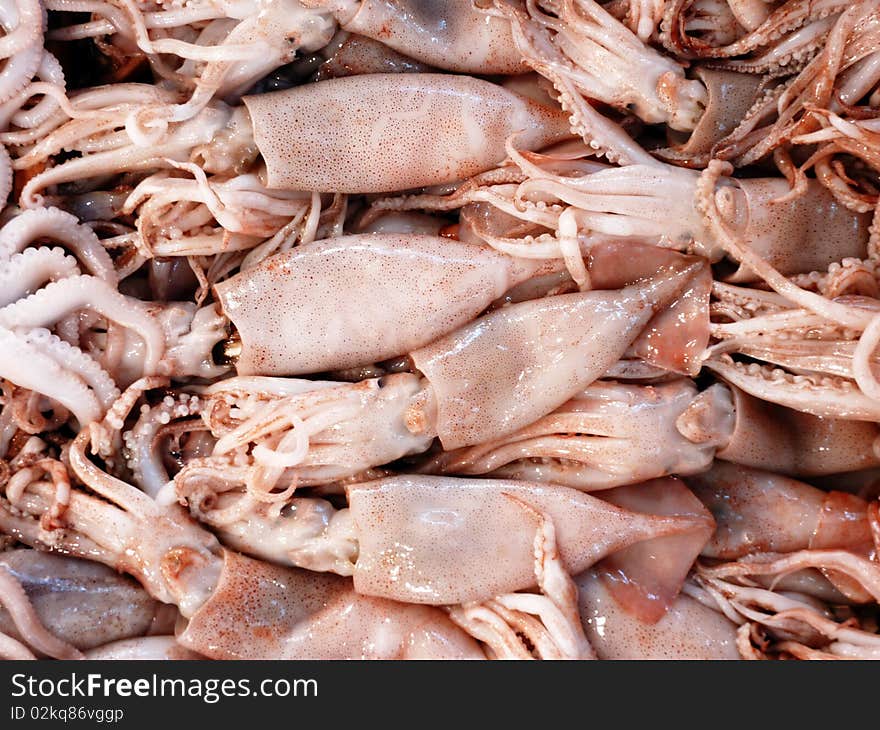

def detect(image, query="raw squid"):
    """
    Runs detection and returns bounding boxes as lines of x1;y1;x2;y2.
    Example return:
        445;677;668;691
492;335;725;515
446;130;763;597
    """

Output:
1;0;880;663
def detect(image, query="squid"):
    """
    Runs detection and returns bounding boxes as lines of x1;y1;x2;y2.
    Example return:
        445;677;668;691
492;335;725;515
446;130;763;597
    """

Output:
241;73;571;193
216;237;709;377
692;567;880;660
704;279;880;423
215;245;699;429
506;154;870;279
0;207;228;427
0;0;48;116
488;0;880;184
654;67;764;166
712;381;880;477
603;0;669;40
578;571;740;659
375;147;871;289
303;0;530;74
469;1;801;170
693;555;880;660
169;263;703;575
311;32;435;81
179;471;714;605
711;0;880;170
1;0;878;664
786;109;880;215
188;255;700;488
215;234;559;375
17;73;571;208
48;0;526;132
417;363;880;486
0;549;167;652
489;0;709;133
171;372;435;505
689;462;874;560
59;242;696;498
123;170;317;256
688;461;877;603
587;478;715;622
661;0;854;69
49;0;335;121
1;432;687;659
0;436;487;659
419;378;734;490
445;501;596;659
173;364;879;515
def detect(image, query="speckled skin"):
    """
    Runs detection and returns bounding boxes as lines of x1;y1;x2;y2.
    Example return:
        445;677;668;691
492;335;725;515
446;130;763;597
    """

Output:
717;383;880;477
578;571;740;660
0;550;160;650
243;73;570;193
178;549;485;659
346;474;711;605
596;478;715;623
724;178;870;282
338;0;529;74
412;263;700;450
687;461;871;560
215;233;549;375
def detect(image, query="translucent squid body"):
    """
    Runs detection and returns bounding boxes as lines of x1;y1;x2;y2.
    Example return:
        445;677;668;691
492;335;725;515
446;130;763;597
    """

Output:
0;550;165;657
499;156;871;280
303;0;530;73
0;431;711;658
215;234;557;375
48;0;526;128
490;0;709;133
241;73;570;193
19;73;571;208
0;469;484;659
216;235;705;384
424;376;880;488
689;461;878;603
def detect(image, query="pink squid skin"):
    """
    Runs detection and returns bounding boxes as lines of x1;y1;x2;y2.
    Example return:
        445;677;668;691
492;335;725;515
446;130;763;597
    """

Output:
305;0;529;74
594;478;715;624
216;241;702;456
173;257;707;584
419;379;732;492
716;382;880;478
686;462;873;562
0;459;485;659
412;257;702;449
176;549;486;660
0;550;163;651
345;474;715;605
242;73;571;193
658;67;764;164
314;32;433;80
718;178;870;282
585;241;711;376
214;234;554;376
524;159;870;283
577;571;740;660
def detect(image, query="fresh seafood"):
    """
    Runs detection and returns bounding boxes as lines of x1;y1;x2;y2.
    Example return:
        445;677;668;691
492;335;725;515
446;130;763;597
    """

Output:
1;0;879;662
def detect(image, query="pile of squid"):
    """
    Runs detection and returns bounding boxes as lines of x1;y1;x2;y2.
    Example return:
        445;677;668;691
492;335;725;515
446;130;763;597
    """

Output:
1;0;880;661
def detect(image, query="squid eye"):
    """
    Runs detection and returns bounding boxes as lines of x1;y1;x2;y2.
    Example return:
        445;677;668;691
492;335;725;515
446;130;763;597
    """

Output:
213;335;241;367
